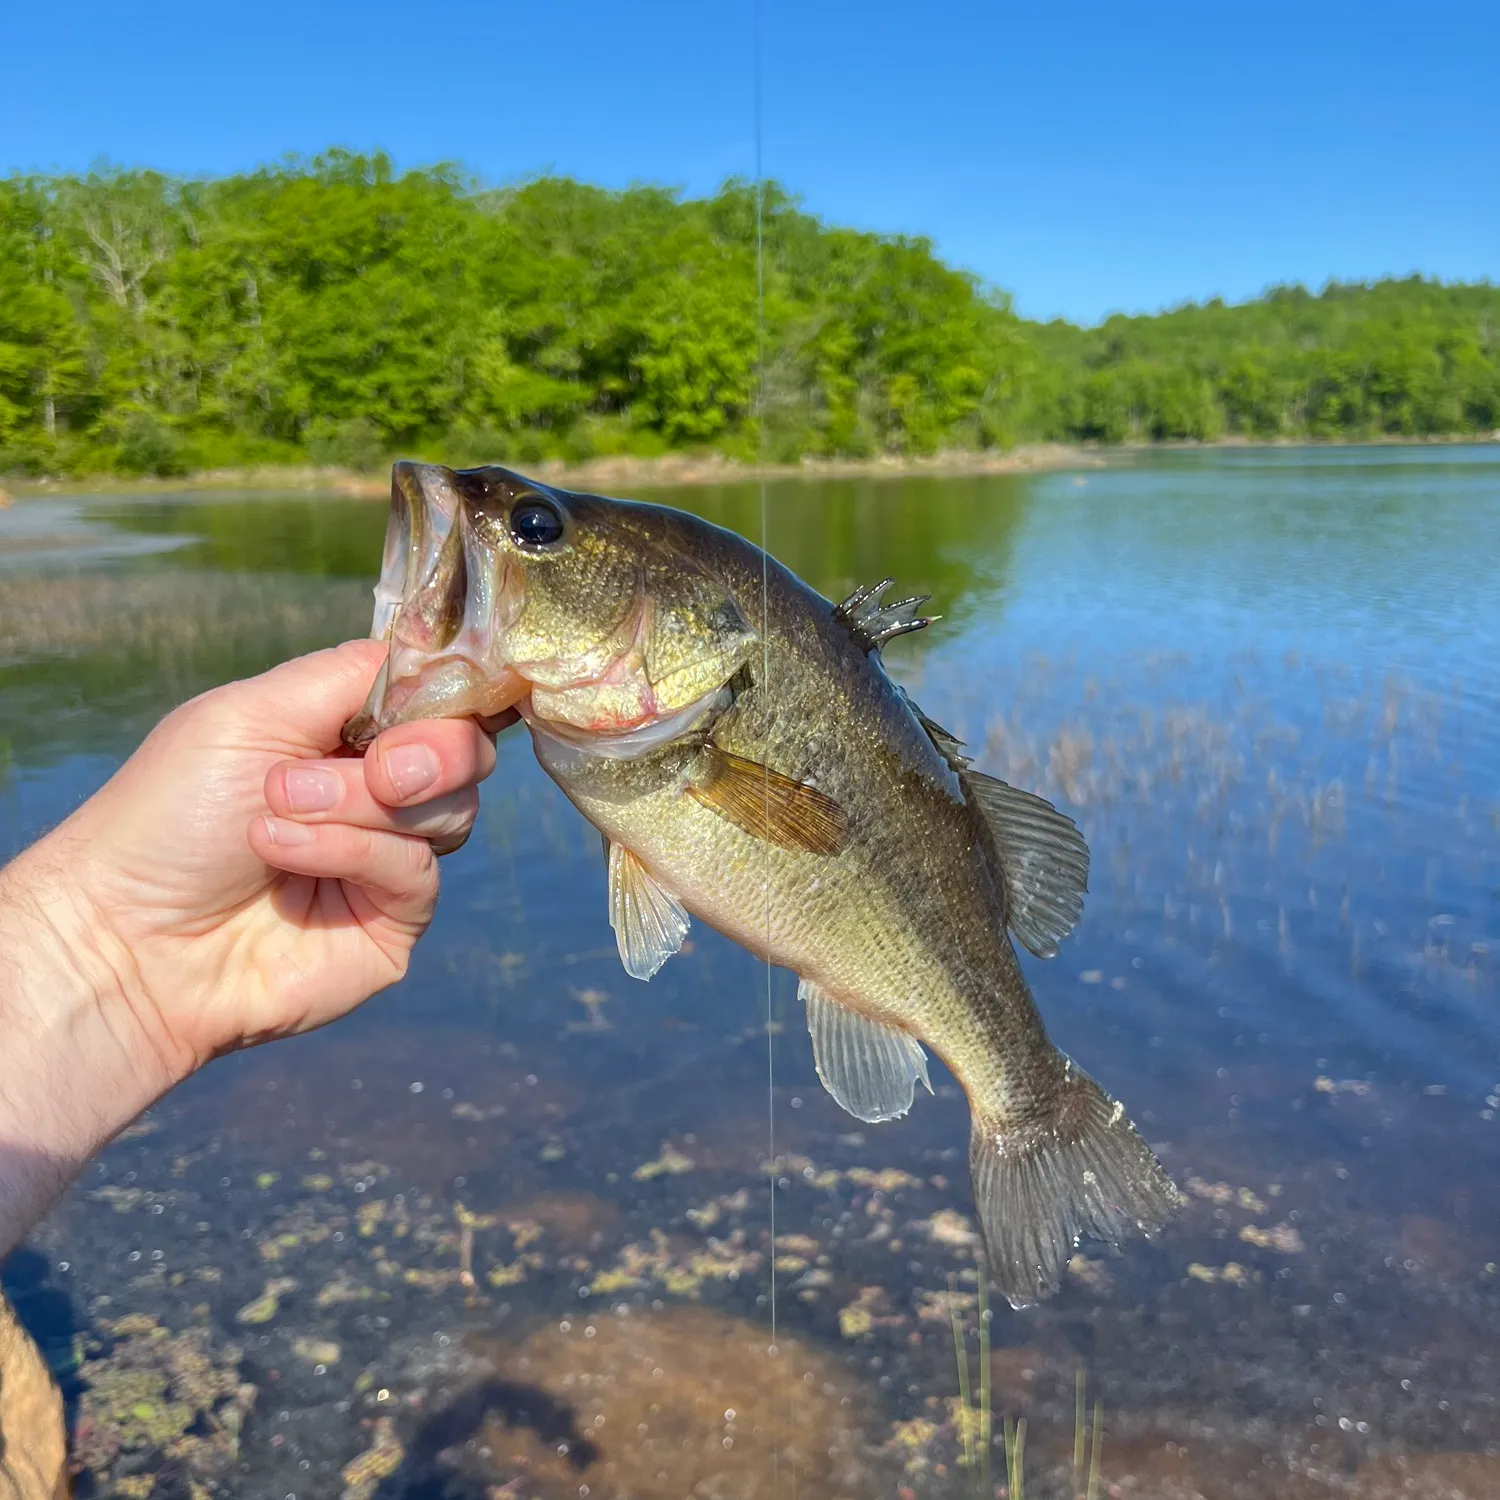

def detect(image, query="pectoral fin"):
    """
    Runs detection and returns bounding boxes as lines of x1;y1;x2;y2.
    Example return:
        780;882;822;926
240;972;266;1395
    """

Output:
608;842;690;980
801;978;932;1123
964;772;1089;959
688;748;846;856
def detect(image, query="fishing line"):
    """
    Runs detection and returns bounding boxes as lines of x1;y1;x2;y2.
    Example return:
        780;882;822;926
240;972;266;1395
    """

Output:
752;6;789;1496
753;0;774;1338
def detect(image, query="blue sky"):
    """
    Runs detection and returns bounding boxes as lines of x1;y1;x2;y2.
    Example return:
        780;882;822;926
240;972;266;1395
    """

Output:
3;0;1495;323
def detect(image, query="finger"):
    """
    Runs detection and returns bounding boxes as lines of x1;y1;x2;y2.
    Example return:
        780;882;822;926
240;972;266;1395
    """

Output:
264;760;479;849
364;718;498;808
247;816;440;927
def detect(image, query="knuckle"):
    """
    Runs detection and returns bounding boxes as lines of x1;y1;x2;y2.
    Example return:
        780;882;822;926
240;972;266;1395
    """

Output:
348;825;381;867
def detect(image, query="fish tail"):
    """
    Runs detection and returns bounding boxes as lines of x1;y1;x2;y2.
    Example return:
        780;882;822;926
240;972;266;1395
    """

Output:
968;1059;1176;1308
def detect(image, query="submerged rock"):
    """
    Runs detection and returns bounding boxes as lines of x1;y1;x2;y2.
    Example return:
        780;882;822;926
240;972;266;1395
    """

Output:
445;1305;886;1498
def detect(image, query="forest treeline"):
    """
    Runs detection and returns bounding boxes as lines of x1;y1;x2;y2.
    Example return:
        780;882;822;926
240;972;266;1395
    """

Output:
1;150;1497;476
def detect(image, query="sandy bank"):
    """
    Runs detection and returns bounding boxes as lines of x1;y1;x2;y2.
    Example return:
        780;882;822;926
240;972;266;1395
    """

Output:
4;443;1104;499
8;433;1494;499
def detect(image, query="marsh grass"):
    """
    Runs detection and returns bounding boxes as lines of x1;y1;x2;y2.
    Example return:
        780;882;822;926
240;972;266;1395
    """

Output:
0;570;366;667
1073;1371;1104;1500
949;1279;1109;1500
0;568;369;771
947;1274;991;1487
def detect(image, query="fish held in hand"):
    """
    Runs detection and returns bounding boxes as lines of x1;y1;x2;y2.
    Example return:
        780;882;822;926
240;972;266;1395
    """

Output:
346;460;1176;1306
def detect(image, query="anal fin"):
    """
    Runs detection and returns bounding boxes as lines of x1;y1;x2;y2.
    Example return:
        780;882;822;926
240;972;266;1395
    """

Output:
801;978;932;1123
608;842;689;981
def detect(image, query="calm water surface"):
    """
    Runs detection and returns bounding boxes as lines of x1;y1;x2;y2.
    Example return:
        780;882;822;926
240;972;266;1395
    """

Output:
3;447;1499;1497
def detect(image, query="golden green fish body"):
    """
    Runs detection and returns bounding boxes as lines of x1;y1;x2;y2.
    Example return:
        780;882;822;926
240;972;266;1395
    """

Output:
352;461;1176;1306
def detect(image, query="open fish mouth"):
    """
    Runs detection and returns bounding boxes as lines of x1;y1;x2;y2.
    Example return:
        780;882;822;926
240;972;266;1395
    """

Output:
342;460;760;755
342;462;526;749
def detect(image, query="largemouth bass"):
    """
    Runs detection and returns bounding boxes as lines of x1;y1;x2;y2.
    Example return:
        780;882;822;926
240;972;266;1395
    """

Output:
345;461;1176;1306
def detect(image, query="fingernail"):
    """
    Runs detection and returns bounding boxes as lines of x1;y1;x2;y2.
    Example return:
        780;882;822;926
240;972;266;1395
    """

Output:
384;742;440;800
262;815;315;846
284;766;341;813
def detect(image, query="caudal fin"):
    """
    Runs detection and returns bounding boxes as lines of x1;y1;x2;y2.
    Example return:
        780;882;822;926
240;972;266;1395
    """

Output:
969;1060;1177;1308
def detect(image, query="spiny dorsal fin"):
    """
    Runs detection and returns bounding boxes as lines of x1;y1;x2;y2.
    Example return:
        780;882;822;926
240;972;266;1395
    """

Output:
965;772;1089;958
801;978;932;1123
834;579;937;654
901;689;1088;959
608;842;690;980
687;747;846;856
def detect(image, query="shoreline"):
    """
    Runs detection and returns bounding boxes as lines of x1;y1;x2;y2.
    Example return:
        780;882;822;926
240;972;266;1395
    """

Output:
1;433;1494;502
0;444;1104;502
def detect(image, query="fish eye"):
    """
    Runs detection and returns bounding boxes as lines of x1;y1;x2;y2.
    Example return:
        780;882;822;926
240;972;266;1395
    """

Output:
509;495;565;548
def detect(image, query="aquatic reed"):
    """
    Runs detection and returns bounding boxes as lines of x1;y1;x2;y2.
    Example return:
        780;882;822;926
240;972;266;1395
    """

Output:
946;1277;1113;1498
0;571;365;666
1073;1370;1104;1500
947;1274;991;1493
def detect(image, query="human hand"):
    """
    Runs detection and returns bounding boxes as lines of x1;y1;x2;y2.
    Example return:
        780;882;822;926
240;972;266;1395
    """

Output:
2;640;499;1093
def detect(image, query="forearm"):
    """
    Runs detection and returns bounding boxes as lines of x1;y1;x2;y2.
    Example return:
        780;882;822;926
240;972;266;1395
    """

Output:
0;844;175;1258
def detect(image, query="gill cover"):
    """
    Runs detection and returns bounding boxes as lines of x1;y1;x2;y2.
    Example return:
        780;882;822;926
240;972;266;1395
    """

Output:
342;462;759;749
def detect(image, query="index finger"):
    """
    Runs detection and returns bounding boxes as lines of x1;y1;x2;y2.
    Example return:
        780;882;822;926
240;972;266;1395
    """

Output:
364;718;498;808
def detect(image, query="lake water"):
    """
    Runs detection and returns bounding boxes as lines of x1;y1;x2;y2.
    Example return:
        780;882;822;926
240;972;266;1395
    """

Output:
3;446;1499;1498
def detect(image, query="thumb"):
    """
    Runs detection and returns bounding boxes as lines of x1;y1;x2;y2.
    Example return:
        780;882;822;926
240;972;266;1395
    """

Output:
223;640;387;757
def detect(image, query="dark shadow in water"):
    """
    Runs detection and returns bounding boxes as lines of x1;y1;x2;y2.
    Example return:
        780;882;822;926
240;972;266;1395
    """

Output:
1;1242;83;1429
653;473;1032;629
373;1377;600;1498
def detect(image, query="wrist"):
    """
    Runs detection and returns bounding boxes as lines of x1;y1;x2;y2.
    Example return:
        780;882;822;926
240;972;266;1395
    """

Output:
0;845;179;1249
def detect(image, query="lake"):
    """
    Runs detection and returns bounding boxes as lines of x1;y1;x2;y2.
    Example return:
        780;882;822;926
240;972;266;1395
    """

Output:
3;446;1499;1498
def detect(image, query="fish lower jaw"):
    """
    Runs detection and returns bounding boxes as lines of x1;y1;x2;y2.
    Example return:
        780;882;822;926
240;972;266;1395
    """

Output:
352;652;526;742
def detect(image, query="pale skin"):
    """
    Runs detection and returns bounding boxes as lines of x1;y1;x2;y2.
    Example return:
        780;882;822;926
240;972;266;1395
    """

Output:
0;640;506;1259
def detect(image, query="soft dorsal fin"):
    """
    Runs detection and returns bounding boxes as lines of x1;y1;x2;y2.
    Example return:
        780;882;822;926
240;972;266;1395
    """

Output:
964;772;1089;959
608;842;690;980
901;690;1089;959
801;978;932;1123
834;579;937;654
687;747;846;856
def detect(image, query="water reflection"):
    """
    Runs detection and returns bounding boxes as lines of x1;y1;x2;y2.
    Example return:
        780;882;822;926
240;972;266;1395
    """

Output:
4;447;1500;1497
83;470;1031;623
